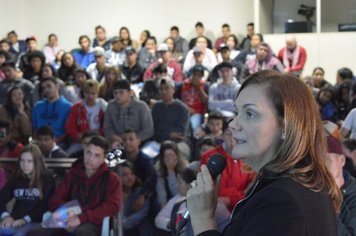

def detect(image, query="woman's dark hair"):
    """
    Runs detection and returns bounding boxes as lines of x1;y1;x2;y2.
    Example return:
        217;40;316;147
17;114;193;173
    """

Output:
337;67;354;80
120;161;142;189
40;63;57;79
5;86;30;121
312;67;325;75
228;34;239;49
119;27;132;46
164;37;176;53
156;141;187;176
336;81;351;103
141;30;151;47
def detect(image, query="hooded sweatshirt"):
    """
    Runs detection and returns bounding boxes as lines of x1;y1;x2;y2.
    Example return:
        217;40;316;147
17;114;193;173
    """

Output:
49;159;121;227
104;98;154;142
65;98;107;143
0;172;55;223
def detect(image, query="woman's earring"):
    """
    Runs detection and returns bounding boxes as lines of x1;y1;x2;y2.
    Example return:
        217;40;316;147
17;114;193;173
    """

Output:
281;132;286;140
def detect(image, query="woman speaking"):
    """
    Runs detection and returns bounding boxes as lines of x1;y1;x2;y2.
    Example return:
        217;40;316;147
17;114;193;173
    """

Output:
187;70;340;236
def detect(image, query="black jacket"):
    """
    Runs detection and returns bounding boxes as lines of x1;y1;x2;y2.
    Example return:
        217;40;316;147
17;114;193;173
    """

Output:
0;172;55;222
199;175;338;236
338;171;356;235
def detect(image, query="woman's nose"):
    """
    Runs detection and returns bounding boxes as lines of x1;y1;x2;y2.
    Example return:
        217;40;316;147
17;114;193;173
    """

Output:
229;117;242;131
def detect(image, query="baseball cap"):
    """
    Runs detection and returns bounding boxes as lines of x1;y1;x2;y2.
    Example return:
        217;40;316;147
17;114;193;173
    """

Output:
125;47;136;55
158;43;169;52
327;135;343;155
219;43;230;52
159;78;175;88
94;46;105;57
193;46;203;54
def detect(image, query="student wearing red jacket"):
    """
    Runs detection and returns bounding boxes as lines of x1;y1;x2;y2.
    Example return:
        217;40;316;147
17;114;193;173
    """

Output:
27;136;121;236
200;129;255;211
65;79;107;155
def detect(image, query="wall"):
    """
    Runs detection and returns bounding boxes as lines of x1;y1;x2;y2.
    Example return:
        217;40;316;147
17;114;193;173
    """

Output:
264;32;356;83
321;0;356;32
272;0;317;33
0;0;254;51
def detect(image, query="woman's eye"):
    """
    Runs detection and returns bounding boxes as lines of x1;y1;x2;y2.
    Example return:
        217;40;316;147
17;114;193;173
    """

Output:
246;110;256;118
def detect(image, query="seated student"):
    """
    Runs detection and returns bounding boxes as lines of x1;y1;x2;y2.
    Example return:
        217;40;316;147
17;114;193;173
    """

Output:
92;25;111;51
104;80;153;147
139;64;166;108
36;125;68;159
183;36;217;75
7;31;27;61
194;112;224;143
32;77;72;145
208;62;241;116
0;86;32;145
175;65;209;133
72;35;95;70
99;66;121;101
58;52;80;84
18;36;45;76
65;79;107;155
0;50;12;81
64;68;91;104
200;129;256;211
155;141;188;208
23;51;46;84
27;136;121;236
32;63;66;106
122;129;157;200
138;36;159;70
42;34;60;64
69;130;99;158
0;120;23;158
119;162;152;236
152;78;190;143
0;144;55;234
86;47;109;83
143;43;183;83
0;60;34;106
325;135;356;236
245;42;284;75
211;43;247;84
154;167;230;236
316;87;338;123
121;47;145;84
106;37;126;68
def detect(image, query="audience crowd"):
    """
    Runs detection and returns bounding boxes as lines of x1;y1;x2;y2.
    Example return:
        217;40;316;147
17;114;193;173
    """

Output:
0;21;355;236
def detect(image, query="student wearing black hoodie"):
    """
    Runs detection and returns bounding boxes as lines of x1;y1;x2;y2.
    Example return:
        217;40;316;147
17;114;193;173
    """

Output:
0;144;55;229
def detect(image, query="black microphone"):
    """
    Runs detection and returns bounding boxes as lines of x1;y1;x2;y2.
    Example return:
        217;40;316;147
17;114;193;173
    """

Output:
177;154;227;234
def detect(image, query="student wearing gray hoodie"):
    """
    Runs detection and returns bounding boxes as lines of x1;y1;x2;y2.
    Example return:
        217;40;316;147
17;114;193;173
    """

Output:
104;80;154;147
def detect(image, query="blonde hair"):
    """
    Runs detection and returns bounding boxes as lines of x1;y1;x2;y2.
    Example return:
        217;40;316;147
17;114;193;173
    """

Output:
239;70;342;211
99;66;120;98
84;79;100;93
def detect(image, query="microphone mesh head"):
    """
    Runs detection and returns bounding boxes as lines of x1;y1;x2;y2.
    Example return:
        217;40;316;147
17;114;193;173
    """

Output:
206;154;227;180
